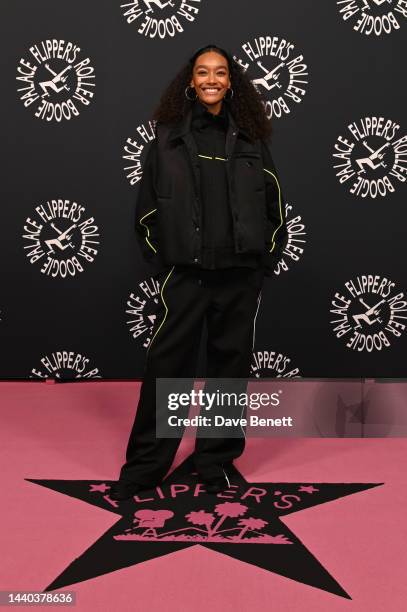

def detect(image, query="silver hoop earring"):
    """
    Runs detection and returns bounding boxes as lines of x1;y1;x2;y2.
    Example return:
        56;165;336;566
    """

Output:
185;86;197;101
224;87;234;100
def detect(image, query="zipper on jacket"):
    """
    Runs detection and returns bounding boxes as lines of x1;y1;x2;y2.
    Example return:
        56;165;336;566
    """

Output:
181;135;202;263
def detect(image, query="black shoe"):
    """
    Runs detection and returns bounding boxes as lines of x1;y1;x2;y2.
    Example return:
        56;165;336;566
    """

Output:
109;480;144;501
203;474;230;494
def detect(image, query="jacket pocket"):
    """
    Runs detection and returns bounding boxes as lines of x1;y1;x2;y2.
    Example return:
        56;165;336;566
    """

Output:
233;151;264;192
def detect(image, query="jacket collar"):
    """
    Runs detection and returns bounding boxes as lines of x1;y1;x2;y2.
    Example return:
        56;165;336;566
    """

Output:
191;98;228;129
167;100;251;143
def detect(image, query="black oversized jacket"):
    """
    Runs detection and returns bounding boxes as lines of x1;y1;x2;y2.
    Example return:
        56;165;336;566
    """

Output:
134;101;288;277
190;98;264;270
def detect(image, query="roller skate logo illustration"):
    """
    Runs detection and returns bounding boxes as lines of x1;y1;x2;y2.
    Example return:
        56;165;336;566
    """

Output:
142;0;175;14
336;0;406;36
44;223;77;255
330;275;407;352
355;141;391;174
232;35;308;119
120;0;200;39
333;116;407;198
251;60;284;93
39;64;72;97
16;39;95;122
352;297;385;328
361;0;393;11
22;199;100;279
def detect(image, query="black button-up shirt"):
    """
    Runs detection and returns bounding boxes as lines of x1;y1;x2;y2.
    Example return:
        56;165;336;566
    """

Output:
190;98;261;270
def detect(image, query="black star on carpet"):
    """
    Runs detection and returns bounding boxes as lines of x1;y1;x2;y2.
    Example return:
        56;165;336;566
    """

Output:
26;456;382;598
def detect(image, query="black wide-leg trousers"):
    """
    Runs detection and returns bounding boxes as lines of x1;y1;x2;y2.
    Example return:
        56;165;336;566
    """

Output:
119;264;264;485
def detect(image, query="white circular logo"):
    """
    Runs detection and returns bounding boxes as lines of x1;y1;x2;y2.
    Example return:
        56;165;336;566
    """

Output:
120;0;201;39
30;351;101;378
123;122;156;186
232;35;308;119
22;199;100;278
274;203;307;275
16;39;96;121
333;116;407;198
337;1;407;36
251;349;301;377
330;275;407;352
126;274;162;348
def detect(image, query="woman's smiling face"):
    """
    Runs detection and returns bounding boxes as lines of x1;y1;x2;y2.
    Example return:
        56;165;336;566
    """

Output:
190;50;231;115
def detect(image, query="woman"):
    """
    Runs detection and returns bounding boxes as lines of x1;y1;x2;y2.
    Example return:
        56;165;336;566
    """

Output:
110;44;288;500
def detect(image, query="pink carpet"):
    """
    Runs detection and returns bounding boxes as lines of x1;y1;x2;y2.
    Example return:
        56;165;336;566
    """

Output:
0;381;406;611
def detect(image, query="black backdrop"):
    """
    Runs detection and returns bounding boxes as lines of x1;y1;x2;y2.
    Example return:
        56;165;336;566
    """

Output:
0;0;406;380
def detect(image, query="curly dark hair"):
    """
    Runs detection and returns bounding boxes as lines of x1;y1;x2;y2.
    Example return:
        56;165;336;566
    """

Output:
151;44;272;142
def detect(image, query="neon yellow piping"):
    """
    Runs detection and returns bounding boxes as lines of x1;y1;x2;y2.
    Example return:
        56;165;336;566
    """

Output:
139;209;157;254
263;168;284;254
197;154;227;161
147;265;175;353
